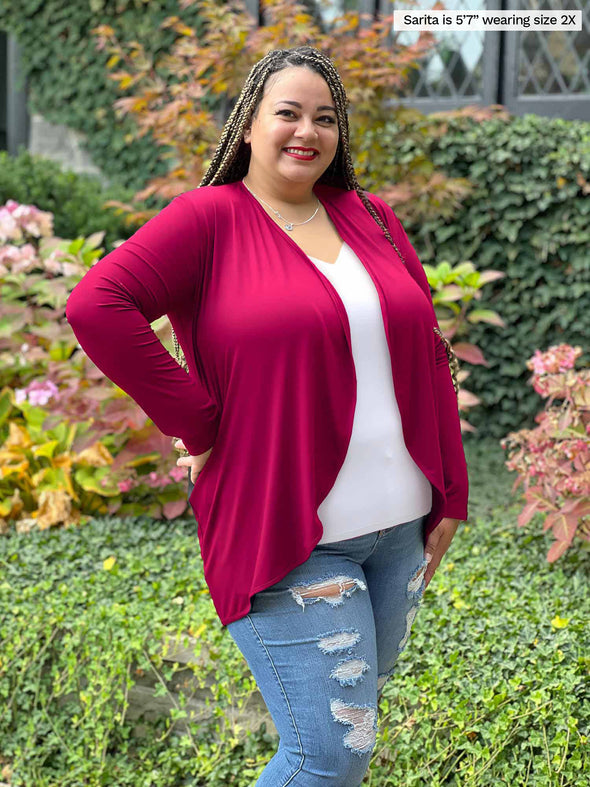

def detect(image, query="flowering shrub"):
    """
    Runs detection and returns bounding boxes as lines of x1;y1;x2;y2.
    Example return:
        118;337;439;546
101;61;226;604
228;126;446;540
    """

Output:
91;0;491;225
0;200;191;534
501;344;590;562
424;259;505;431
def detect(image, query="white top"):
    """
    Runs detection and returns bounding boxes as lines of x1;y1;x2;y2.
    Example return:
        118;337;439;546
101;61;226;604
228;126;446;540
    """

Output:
307;242;432;544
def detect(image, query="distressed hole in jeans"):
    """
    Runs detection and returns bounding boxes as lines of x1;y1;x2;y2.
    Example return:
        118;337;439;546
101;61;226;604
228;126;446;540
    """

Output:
317;629;361;654
330;699;377;756
396;558;428;653
330;656;370;687
398;604;420;653
289;575;367;611
407;557;428;600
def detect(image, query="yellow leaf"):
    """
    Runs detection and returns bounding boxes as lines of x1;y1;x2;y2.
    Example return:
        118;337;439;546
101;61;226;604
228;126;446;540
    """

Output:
76;442;113;467
193;623;207;638
6;421;33;450
556;176;567;188
551;615;570;629
106;54;120;69
119;75;133;90
175;24;195;36
32;440;60;459
103;556;116;571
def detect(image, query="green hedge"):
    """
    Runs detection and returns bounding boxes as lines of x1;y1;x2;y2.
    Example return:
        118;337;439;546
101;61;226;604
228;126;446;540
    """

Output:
1;438;588;785
0;148;145;249
361;113;590;438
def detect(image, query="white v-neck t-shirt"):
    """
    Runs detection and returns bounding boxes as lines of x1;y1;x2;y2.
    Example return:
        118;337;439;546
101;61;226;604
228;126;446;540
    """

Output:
307;242;432;544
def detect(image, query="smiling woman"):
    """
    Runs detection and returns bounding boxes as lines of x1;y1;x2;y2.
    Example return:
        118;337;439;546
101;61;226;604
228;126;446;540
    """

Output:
66;45;468;787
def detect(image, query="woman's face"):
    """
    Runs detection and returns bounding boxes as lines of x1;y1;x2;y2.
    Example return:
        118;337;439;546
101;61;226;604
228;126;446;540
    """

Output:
243;66;340;191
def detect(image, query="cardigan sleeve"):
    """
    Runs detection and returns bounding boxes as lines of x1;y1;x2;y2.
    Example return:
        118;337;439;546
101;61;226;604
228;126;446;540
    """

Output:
368;194;469;520
65;192;220;457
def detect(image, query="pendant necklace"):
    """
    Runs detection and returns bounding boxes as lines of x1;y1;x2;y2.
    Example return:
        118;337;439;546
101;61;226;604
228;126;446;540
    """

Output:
242;179;320;231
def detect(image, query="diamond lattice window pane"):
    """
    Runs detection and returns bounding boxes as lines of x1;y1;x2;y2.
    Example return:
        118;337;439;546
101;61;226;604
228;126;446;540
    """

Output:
391;0;486;98
518;0;590;96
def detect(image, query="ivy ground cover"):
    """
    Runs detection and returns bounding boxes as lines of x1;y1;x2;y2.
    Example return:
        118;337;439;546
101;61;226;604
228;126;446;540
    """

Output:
0;437;588;786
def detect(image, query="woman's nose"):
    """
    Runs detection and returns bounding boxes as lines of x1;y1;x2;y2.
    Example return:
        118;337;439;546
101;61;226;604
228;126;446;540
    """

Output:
294;118;318;141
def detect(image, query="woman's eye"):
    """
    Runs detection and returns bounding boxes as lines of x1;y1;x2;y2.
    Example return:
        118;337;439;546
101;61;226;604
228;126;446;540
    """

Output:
276;110;336;124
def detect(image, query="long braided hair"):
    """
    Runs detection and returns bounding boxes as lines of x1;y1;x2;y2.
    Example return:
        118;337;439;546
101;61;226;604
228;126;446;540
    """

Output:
173;45;460;396
199;46;404;259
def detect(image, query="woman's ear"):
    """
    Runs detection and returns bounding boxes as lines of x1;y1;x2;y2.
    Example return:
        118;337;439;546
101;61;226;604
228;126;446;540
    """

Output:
243;125;252;145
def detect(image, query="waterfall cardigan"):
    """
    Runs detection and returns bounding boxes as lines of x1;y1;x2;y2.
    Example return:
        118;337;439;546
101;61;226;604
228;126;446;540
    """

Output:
66;180;469;626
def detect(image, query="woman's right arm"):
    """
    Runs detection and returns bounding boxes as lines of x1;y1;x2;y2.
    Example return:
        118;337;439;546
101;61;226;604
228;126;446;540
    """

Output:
65;192;220;456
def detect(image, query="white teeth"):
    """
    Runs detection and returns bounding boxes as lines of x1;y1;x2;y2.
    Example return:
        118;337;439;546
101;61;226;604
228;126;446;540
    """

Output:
284;148;317;156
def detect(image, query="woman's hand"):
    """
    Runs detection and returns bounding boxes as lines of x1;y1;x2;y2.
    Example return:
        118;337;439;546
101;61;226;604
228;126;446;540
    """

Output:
423;517;460;590
174;439;213;484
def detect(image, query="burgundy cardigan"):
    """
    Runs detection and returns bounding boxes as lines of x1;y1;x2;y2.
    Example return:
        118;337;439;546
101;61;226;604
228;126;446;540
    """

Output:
66;180;468;626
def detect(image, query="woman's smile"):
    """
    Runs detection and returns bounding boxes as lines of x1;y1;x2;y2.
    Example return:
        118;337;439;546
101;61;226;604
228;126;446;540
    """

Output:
283;147;320;160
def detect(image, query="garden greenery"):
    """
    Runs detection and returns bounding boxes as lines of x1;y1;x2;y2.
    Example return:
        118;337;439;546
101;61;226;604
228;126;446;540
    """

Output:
0;0;206;192
0;198;191;535
366;112;590;438
0;149;142;249
0;443;588;785
502;344;590;562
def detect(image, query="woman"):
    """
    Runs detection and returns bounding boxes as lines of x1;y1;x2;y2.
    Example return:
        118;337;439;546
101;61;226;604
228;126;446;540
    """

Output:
67;46;468;786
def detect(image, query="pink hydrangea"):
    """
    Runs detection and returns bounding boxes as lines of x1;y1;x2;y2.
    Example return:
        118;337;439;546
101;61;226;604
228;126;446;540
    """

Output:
14;379;60;406
0;243;38;274
0;200;53;243
528;344;582;375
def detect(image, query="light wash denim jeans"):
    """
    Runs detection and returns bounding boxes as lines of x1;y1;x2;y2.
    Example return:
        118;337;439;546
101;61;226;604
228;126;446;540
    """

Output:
226;514;429;787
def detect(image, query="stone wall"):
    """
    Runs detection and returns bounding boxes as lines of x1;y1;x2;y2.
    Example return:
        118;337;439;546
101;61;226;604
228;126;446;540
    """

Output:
28;113;109;187
126;632;277;741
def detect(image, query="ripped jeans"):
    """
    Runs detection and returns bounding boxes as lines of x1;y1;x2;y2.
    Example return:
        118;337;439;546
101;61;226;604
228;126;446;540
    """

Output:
225;514;429;787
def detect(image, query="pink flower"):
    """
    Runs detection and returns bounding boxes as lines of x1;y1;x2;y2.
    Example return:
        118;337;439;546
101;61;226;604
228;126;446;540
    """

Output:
14;379;60;406
527;344;582;376
0;200;54;243
0;243;38;273
145;472;170;489
0;208;21;243
168;466;186;482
